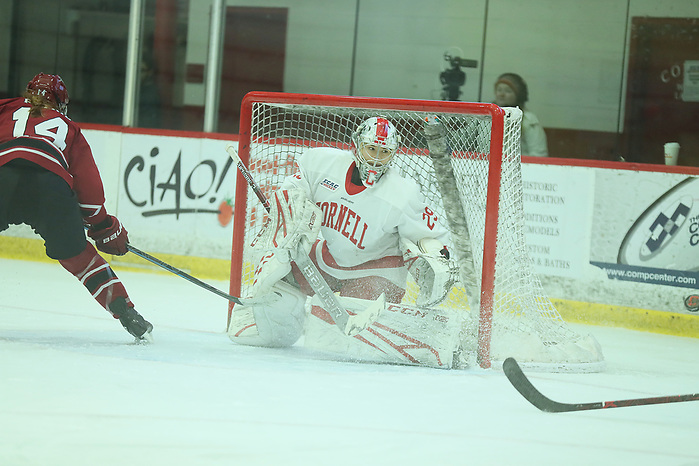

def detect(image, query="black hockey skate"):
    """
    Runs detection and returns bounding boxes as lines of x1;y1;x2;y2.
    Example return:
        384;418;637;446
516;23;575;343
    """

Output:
110;297;153;341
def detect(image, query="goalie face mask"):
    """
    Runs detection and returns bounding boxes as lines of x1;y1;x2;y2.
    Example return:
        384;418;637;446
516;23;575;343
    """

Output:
351;116;400;187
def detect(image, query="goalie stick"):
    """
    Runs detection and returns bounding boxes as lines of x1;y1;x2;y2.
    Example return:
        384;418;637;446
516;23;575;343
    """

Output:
503;357;699;413
423;116;484;365
226;143;383;336
127;245;276;306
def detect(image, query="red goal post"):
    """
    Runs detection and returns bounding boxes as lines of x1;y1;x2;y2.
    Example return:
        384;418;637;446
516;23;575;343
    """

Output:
229;91;604;372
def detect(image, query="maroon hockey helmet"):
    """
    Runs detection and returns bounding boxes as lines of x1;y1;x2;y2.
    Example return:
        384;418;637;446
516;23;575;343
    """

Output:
26;73;70;115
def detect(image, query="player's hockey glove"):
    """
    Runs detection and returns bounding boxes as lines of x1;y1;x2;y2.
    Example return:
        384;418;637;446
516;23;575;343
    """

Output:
88;215;129;255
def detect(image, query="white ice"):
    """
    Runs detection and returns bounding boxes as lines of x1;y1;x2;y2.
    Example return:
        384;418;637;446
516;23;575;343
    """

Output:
1;257;699;466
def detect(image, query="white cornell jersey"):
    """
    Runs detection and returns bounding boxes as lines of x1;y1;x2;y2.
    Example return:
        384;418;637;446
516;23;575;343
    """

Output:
282;147;450;268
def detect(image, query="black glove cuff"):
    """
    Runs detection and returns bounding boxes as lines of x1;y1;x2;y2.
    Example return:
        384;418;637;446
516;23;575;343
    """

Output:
91;216;113;232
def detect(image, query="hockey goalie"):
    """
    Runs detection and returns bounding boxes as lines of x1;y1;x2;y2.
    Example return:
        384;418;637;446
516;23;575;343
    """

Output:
228;116;465;368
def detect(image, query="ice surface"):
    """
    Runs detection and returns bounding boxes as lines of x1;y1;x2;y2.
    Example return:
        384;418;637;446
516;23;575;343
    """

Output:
1;258;699;466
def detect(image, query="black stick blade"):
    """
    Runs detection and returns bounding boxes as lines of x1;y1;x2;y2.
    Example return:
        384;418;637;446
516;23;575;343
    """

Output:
502;357;579;412
503;357;699;413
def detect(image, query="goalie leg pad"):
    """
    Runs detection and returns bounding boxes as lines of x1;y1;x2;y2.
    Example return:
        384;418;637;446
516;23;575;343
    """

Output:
250;251;292;296
228;280;307;348
305;297;463;369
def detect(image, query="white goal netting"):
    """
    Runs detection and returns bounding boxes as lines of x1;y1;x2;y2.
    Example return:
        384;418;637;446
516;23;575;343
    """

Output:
231;93;604;372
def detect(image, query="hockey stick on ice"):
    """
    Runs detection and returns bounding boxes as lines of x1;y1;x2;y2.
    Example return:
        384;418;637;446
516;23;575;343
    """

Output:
226;143;383;336
503;357;699;413
126;245;276;306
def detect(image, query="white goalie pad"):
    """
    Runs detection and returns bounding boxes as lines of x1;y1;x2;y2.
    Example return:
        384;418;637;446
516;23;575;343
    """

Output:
305;296;464;369
227;280;307;348
249;251;292;297
401;238;459;307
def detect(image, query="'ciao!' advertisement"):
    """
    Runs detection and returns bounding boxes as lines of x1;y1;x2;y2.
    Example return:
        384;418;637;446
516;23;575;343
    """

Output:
115;133;238;259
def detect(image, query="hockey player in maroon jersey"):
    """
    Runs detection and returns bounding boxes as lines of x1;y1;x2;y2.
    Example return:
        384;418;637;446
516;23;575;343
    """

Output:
229;116;464;367
0;73;153;341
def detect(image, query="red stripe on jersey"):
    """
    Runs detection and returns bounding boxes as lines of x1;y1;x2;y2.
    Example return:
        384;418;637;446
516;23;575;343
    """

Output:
318;240;403;271
344;162;366;195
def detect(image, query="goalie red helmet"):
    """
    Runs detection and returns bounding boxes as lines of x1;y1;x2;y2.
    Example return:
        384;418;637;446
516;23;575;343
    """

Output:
26;73;70;115
351;116;401;187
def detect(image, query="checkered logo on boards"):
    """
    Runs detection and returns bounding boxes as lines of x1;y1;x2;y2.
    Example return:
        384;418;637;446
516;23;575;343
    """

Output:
618;178;698;270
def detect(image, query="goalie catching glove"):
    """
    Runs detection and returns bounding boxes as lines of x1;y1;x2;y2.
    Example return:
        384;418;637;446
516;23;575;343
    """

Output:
402;237;459;307
250;187;322;295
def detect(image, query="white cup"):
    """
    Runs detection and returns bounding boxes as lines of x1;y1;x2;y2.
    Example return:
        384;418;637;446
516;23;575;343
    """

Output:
664;142;680;166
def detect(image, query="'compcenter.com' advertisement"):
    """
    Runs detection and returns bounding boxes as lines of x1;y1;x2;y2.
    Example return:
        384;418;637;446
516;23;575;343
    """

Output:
523;164;699;314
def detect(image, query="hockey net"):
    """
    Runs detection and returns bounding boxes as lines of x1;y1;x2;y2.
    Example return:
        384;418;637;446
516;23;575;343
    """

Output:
230;92;604;372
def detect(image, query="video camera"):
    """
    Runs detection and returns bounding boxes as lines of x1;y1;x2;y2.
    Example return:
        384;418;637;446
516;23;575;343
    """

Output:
440;53;478;101
444;53;478;69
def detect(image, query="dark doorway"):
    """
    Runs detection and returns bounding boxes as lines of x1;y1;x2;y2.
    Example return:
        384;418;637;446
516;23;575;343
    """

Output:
218;7;288;134
624;17;699;166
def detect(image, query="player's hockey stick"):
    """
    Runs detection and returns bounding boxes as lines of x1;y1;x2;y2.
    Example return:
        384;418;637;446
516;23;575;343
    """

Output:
503;357;699;413
126;244;275;306
226;143;383;336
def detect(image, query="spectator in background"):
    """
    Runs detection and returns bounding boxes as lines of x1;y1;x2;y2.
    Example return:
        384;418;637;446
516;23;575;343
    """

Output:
494;73;548;157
